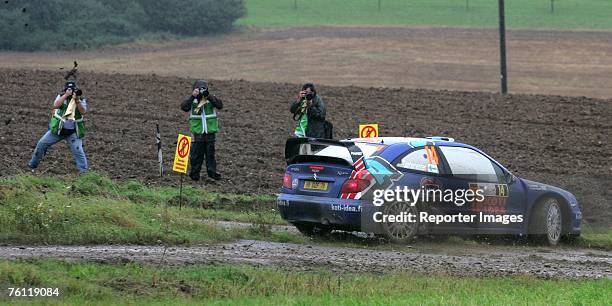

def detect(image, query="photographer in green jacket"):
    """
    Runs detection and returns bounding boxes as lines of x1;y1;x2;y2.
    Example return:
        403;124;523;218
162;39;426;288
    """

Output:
180;80;223;181
28;81;88;173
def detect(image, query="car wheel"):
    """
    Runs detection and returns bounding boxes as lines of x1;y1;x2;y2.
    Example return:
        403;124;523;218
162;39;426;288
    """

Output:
380;201;419;244
530;197;563;246
293;223;332;237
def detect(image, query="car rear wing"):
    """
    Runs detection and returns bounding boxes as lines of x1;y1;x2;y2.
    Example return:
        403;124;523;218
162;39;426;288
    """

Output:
285;138;364;167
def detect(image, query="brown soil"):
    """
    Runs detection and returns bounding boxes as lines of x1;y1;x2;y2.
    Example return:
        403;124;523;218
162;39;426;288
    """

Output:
1;27;612;98
1;240;610;279
0;68;610;225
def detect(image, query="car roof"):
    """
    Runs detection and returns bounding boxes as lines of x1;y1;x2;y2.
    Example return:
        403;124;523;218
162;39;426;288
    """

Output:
343;136;463;147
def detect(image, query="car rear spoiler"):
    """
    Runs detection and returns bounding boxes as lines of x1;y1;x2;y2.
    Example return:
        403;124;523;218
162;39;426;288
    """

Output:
285;138;364;167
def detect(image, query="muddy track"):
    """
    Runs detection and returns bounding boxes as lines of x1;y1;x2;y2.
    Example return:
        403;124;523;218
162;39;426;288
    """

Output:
0;69;610;225
1;240;610;279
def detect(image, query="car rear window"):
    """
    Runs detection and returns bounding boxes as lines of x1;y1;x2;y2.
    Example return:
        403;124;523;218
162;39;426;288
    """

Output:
303;142;383;164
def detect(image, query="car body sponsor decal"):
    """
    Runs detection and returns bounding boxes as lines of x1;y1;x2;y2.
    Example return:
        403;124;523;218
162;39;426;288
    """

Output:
469;183;509;214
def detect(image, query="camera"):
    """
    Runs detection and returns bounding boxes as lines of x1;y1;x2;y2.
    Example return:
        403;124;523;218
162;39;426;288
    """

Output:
66;87;83;97
199;87;209;98
305;92;314;100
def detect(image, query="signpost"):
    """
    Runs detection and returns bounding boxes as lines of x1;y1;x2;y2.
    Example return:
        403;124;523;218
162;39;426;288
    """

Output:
156;124;163;177
173;134;192;209
359;124;379;138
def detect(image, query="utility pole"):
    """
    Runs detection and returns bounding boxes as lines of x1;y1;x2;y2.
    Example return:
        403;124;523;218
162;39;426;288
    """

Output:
498;0;508;95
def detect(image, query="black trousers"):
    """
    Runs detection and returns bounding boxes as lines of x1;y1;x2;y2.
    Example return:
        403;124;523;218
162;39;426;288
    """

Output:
189;133;216;179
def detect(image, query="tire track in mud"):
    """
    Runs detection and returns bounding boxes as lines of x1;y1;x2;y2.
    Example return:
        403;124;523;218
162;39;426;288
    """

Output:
0;240;610;279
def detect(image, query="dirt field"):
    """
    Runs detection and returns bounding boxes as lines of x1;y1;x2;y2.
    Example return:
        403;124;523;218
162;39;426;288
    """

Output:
1;239;610;279
0;68;609;225
1;27;612;98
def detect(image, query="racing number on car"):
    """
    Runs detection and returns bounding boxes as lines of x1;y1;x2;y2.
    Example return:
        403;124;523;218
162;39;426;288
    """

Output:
359;124;379;138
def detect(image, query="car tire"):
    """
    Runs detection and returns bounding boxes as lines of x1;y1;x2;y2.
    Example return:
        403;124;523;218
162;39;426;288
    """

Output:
530;197;563;246
380;201;419;244
293;223;332;237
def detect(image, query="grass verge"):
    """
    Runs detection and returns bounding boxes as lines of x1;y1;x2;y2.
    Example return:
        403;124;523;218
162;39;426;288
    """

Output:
0;172;296;245
1;260;610;305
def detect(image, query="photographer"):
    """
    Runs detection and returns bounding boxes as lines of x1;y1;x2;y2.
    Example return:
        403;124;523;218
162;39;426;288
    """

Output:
28;81;88;173
180;80;223;181
290;83;327;138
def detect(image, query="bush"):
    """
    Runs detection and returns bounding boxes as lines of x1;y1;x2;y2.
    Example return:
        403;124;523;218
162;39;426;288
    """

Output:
0;0;245;51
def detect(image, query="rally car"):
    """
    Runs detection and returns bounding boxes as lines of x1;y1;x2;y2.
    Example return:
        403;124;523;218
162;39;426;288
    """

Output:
277;137;582;245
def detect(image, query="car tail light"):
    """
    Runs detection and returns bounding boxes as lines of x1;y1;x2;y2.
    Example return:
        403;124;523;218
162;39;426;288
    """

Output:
341;179;369;194
283;174;292;189
309;166;325;171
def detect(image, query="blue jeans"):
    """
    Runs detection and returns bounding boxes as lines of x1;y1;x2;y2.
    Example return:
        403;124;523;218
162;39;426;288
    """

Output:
28;130;88;173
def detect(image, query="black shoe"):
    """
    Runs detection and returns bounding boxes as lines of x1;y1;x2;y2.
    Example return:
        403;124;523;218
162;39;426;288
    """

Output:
207;171;221;180
189;173;200;181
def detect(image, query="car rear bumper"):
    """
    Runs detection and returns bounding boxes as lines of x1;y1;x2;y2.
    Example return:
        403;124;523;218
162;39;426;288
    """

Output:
277;193;361;230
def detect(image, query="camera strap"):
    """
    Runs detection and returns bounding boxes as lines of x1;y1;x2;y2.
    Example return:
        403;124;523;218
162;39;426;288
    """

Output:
194;99;208;113
62;97;78;121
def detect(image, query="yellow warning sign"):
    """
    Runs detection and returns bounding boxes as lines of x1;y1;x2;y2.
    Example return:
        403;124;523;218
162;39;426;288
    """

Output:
173;134;192;174
359;124;379;138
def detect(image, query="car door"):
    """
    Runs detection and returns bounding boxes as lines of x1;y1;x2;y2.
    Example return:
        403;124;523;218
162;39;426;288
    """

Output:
437;145;526;230
392;145;449;217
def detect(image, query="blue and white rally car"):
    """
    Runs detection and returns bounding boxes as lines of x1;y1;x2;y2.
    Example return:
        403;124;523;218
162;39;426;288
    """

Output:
278;137;582;245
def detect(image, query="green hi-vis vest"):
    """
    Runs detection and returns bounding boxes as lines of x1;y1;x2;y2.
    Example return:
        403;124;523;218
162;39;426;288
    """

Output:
294;111;308;137
49;100;86;138
189;98;218;134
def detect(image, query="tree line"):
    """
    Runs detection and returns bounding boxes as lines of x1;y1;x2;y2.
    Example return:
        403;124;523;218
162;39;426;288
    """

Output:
0;0;245;51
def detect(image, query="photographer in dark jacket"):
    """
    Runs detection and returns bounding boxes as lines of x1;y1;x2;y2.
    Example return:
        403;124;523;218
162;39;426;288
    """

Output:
180;80;223;181
290;83;327;138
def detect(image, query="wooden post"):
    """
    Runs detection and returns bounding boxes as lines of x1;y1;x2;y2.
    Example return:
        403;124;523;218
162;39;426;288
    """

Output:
498;0;508;95
156;124;163;177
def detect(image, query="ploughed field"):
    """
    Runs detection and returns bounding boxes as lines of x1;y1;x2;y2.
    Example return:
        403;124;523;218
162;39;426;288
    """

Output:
0;69;609;225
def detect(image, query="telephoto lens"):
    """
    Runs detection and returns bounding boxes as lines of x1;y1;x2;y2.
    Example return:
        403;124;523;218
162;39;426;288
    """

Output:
200;87;209;97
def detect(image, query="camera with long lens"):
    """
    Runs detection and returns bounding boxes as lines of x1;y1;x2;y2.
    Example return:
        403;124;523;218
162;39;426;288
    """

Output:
66;87;83;97
199;87;209;98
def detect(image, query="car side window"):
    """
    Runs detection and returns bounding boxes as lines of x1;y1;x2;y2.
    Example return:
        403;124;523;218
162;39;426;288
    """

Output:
438;146;499;182
395;148;438;174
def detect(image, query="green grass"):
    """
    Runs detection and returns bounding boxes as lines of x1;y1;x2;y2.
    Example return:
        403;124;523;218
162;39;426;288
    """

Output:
0;259;609;305
0;172;296;245
578;224;612;250
238;0;612;30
